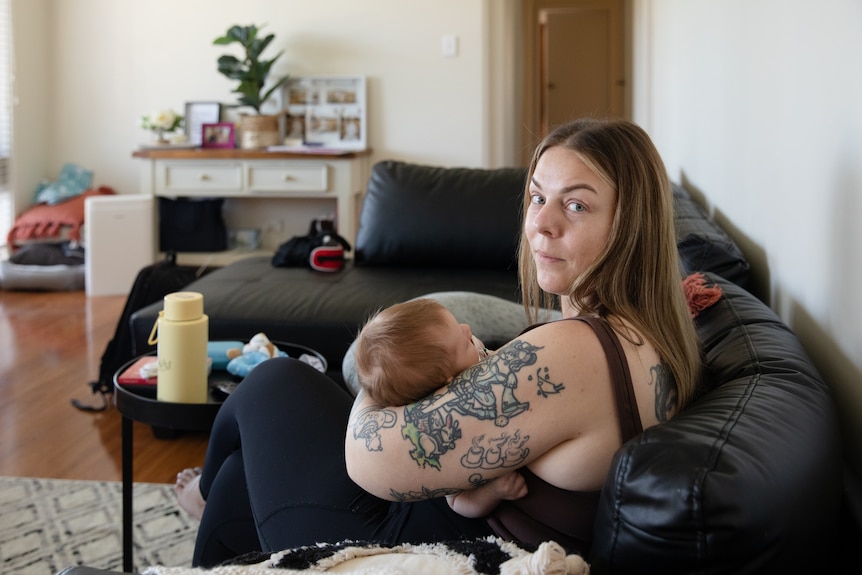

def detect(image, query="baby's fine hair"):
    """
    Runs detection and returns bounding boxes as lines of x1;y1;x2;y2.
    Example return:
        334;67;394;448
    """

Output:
355;299;459;406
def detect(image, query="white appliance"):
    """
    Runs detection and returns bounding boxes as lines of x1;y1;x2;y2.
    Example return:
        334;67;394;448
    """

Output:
85;194;155;296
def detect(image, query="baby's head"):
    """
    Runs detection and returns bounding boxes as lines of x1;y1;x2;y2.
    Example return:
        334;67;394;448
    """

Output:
355;299;486;406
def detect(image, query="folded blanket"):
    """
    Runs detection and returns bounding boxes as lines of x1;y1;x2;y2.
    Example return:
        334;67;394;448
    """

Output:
142;537;589;575
6;186;114;250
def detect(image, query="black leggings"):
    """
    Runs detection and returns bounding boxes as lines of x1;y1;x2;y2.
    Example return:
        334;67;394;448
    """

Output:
193;357;493;567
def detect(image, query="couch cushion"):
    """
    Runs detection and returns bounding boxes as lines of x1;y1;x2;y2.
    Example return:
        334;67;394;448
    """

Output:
590;273;843;573
672;183;751;290
354;161;527;269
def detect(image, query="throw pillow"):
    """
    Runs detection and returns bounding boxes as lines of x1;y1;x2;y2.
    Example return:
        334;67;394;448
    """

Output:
34;163;93;205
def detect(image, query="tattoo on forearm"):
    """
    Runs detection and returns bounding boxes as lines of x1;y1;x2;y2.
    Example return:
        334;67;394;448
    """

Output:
389;473;489;502
350;405;398;452
389;485;461;502
400;339;543;470
649;361;677;422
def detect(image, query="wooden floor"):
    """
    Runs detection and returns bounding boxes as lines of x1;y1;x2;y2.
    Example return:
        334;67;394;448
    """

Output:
0;289;209;484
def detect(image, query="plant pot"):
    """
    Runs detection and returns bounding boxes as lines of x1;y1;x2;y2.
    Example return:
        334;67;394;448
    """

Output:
238;114;280;149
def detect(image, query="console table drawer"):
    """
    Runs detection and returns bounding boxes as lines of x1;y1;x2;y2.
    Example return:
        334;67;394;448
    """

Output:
156;162;243;194
246;163;329;193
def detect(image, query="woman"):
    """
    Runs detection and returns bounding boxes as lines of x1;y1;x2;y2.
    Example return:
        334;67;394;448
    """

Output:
178;118;701;566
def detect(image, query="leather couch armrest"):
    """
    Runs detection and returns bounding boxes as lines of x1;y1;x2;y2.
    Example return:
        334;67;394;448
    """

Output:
591;274;844;573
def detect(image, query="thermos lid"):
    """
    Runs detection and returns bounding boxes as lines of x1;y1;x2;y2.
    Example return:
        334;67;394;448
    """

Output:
164;291;204;321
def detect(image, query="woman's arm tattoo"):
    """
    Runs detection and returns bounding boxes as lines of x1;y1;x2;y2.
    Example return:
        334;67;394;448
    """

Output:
349;405;398;452
389;473;489;502
460;429;530;470
400;339;550;470
649;361;677;422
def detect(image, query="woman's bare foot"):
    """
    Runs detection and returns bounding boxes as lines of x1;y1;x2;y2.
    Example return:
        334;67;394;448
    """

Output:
174;467;206;520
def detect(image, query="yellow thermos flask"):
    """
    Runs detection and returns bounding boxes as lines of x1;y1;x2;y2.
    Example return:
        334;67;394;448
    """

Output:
147;291;209;403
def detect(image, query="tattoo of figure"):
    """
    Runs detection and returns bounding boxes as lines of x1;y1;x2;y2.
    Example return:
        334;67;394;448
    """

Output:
649;361;677;422
400;339;542;470
350;405;398;452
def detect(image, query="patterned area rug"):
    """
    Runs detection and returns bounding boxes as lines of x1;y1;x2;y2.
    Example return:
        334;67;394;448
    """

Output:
0;476;196;575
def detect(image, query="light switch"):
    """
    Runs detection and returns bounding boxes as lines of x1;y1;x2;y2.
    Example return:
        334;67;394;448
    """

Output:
441;34;458;58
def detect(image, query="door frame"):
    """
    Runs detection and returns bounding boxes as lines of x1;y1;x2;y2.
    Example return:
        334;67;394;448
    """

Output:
519;0;633;165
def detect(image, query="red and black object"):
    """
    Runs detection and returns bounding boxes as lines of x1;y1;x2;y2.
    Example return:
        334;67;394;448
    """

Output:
310;239;347;272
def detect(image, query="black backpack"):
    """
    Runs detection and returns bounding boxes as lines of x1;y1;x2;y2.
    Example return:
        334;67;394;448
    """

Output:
72;253;209;412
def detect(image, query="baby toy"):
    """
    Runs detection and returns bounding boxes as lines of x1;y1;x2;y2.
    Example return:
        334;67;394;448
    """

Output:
225;332;287;377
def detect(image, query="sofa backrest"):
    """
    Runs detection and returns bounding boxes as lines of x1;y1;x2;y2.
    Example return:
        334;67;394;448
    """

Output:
354;160;527;269
354;161;752;290
672;183;752;290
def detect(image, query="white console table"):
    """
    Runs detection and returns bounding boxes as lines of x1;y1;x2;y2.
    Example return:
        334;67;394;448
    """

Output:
132;148;371;266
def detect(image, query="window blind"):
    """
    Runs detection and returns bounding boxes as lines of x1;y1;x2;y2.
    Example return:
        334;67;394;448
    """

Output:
0;0;11;252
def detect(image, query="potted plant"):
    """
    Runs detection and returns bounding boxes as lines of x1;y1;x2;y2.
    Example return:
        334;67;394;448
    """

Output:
214;24;290;149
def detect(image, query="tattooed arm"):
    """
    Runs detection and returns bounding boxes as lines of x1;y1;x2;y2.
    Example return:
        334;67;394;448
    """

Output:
344;320;611;501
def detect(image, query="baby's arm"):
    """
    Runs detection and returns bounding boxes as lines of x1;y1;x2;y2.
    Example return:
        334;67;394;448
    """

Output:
446;471;528;518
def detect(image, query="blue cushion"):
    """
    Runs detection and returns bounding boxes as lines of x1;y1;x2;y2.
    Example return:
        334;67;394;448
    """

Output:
34;163;93;205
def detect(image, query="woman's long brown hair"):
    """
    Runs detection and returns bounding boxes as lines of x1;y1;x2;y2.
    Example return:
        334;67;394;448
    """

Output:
518;118;702;410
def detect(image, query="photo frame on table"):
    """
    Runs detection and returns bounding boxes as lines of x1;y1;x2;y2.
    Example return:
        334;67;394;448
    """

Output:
281;76;367;150
201;123;235;149
185;102;222;146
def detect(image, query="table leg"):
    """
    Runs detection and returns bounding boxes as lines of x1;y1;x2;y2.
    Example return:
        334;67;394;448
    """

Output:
122;414;133;573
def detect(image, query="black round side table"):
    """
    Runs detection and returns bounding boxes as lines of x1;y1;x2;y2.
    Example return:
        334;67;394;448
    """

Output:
113;342;326;572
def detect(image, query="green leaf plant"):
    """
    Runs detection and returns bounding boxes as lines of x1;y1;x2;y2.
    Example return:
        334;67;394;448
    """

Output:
213;24;289;114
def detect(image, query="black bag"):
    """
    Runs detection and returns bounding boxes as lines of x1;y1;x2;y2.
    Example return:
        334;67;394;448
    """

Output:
159;197;228;253
72;254;210;412
272;219;352;271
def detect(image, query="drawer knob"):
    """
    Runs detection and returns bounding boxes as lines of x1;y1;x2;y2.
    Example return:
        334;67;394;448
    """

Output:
199;173;210;181
283;174;294;181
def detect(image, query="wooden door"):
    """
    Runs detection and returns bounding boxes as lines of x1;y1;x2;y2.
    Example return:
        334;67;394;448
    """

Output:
521;0;627;164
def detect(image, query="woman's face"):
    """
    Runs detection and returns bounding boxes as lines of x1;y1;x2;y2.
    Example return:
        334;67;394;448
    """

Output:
524;146;617;300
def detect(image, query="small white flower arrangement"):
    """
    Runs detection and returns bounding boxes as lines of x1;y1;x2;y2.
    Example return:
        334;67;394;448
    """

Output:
140;109;184;143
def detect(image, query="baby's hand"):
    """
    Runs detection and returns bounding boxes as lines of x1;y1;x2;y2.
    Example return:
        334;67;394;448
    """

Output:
492;471;528;501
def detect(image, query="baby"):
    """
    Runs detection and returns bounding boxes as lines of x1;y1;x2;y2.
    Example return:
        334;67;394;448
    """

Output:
354;298;527;518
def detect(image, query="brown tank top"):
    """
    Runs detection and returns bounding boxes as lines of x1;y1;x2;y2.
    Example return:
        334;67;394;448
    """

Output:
485;316;644;555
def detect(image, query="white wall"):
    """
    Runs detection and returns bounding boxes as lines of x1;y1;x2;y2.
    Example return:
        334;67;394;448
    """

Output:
7;0;50;217
9;0;502;213
635;0;862;477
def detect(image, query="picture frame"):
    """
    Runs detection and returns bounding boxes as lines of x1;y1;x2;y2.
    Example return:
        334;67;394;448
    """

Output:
281;76;367;150
185;102;222;147
201;123;235;149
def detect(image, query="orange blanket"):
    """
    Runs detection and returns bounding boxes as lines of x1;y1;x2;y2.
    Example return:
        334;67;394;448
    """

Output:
7;186;115;250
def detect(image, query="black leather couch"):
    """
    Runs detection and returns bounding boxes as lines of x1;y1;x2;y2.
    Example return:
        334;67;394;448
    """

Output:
75;160;850;574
